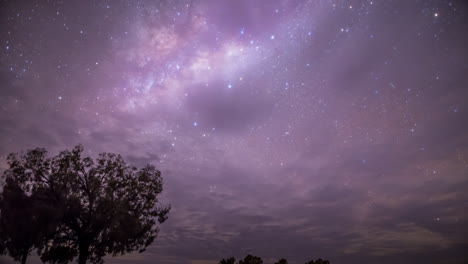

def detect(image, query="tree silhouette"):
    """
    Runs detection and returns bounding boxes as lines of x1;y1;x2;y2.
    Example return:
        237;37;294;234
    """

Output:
239;254;263;264
274;258;288;264
218;255;329;264
305;259;330;264
0;145;170;264
219;257;236;264
0;179;60;264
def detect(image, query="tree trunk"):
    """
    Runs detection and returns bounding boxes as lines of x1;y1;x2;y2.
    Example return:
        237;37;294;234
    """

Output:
21;253;27;264
78;243;90;264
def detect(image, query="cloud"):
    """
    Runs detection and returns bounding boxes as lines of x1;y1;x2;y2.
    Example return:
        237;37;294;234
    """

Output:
186;80;274;133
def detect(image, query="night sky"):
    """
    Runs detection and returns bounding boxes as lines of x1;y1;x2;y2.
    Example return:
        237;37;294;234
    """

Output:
1;0;468;264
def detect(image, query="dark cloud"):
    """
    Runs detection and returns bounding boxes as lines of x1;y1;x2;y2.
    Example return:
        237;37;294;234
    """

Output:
186;80;274;132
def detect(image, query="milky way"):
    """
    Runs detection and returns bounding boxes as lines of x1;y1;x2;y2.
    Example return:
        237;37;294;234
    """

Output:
1;1;468;263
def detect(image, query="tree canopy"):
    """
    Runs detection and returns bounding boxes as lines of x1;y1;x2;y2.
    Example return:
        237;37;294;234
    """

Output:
274;258;288;264
219;257;236;264
305;259;330;264
0;178;60;264
0;145;170;264
219;255;330;264
239;254;263;264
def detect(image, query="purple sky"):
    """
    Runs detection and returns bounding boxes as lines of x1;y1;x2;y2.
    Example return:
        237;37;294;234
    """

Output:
1;1;468;264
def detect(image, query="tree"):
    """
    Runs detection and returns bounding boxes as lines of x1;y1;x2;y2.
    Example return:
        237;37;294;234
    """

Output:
219;257;236;264
305;259;330;264
275;258;288;264
0;178;60;264
1;145;170;264
239;254;263;264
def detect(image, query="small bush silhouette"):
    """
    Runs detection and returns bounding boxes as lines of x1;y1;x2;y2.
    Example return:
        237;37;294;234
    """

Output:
220;255;330;264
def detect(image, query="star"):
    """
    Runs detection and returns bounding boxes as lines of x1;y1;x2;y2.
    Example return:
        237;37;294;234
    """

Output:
0;1;466;263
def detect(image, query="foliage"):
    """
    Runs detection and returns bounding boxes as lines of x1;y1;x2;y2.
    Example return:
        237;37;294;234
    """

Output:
274;258;288;264
305;259;330;264
0;145;170;264
219;257;236;264
239;254;263;264
0;178;60;264
219;255;330;264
